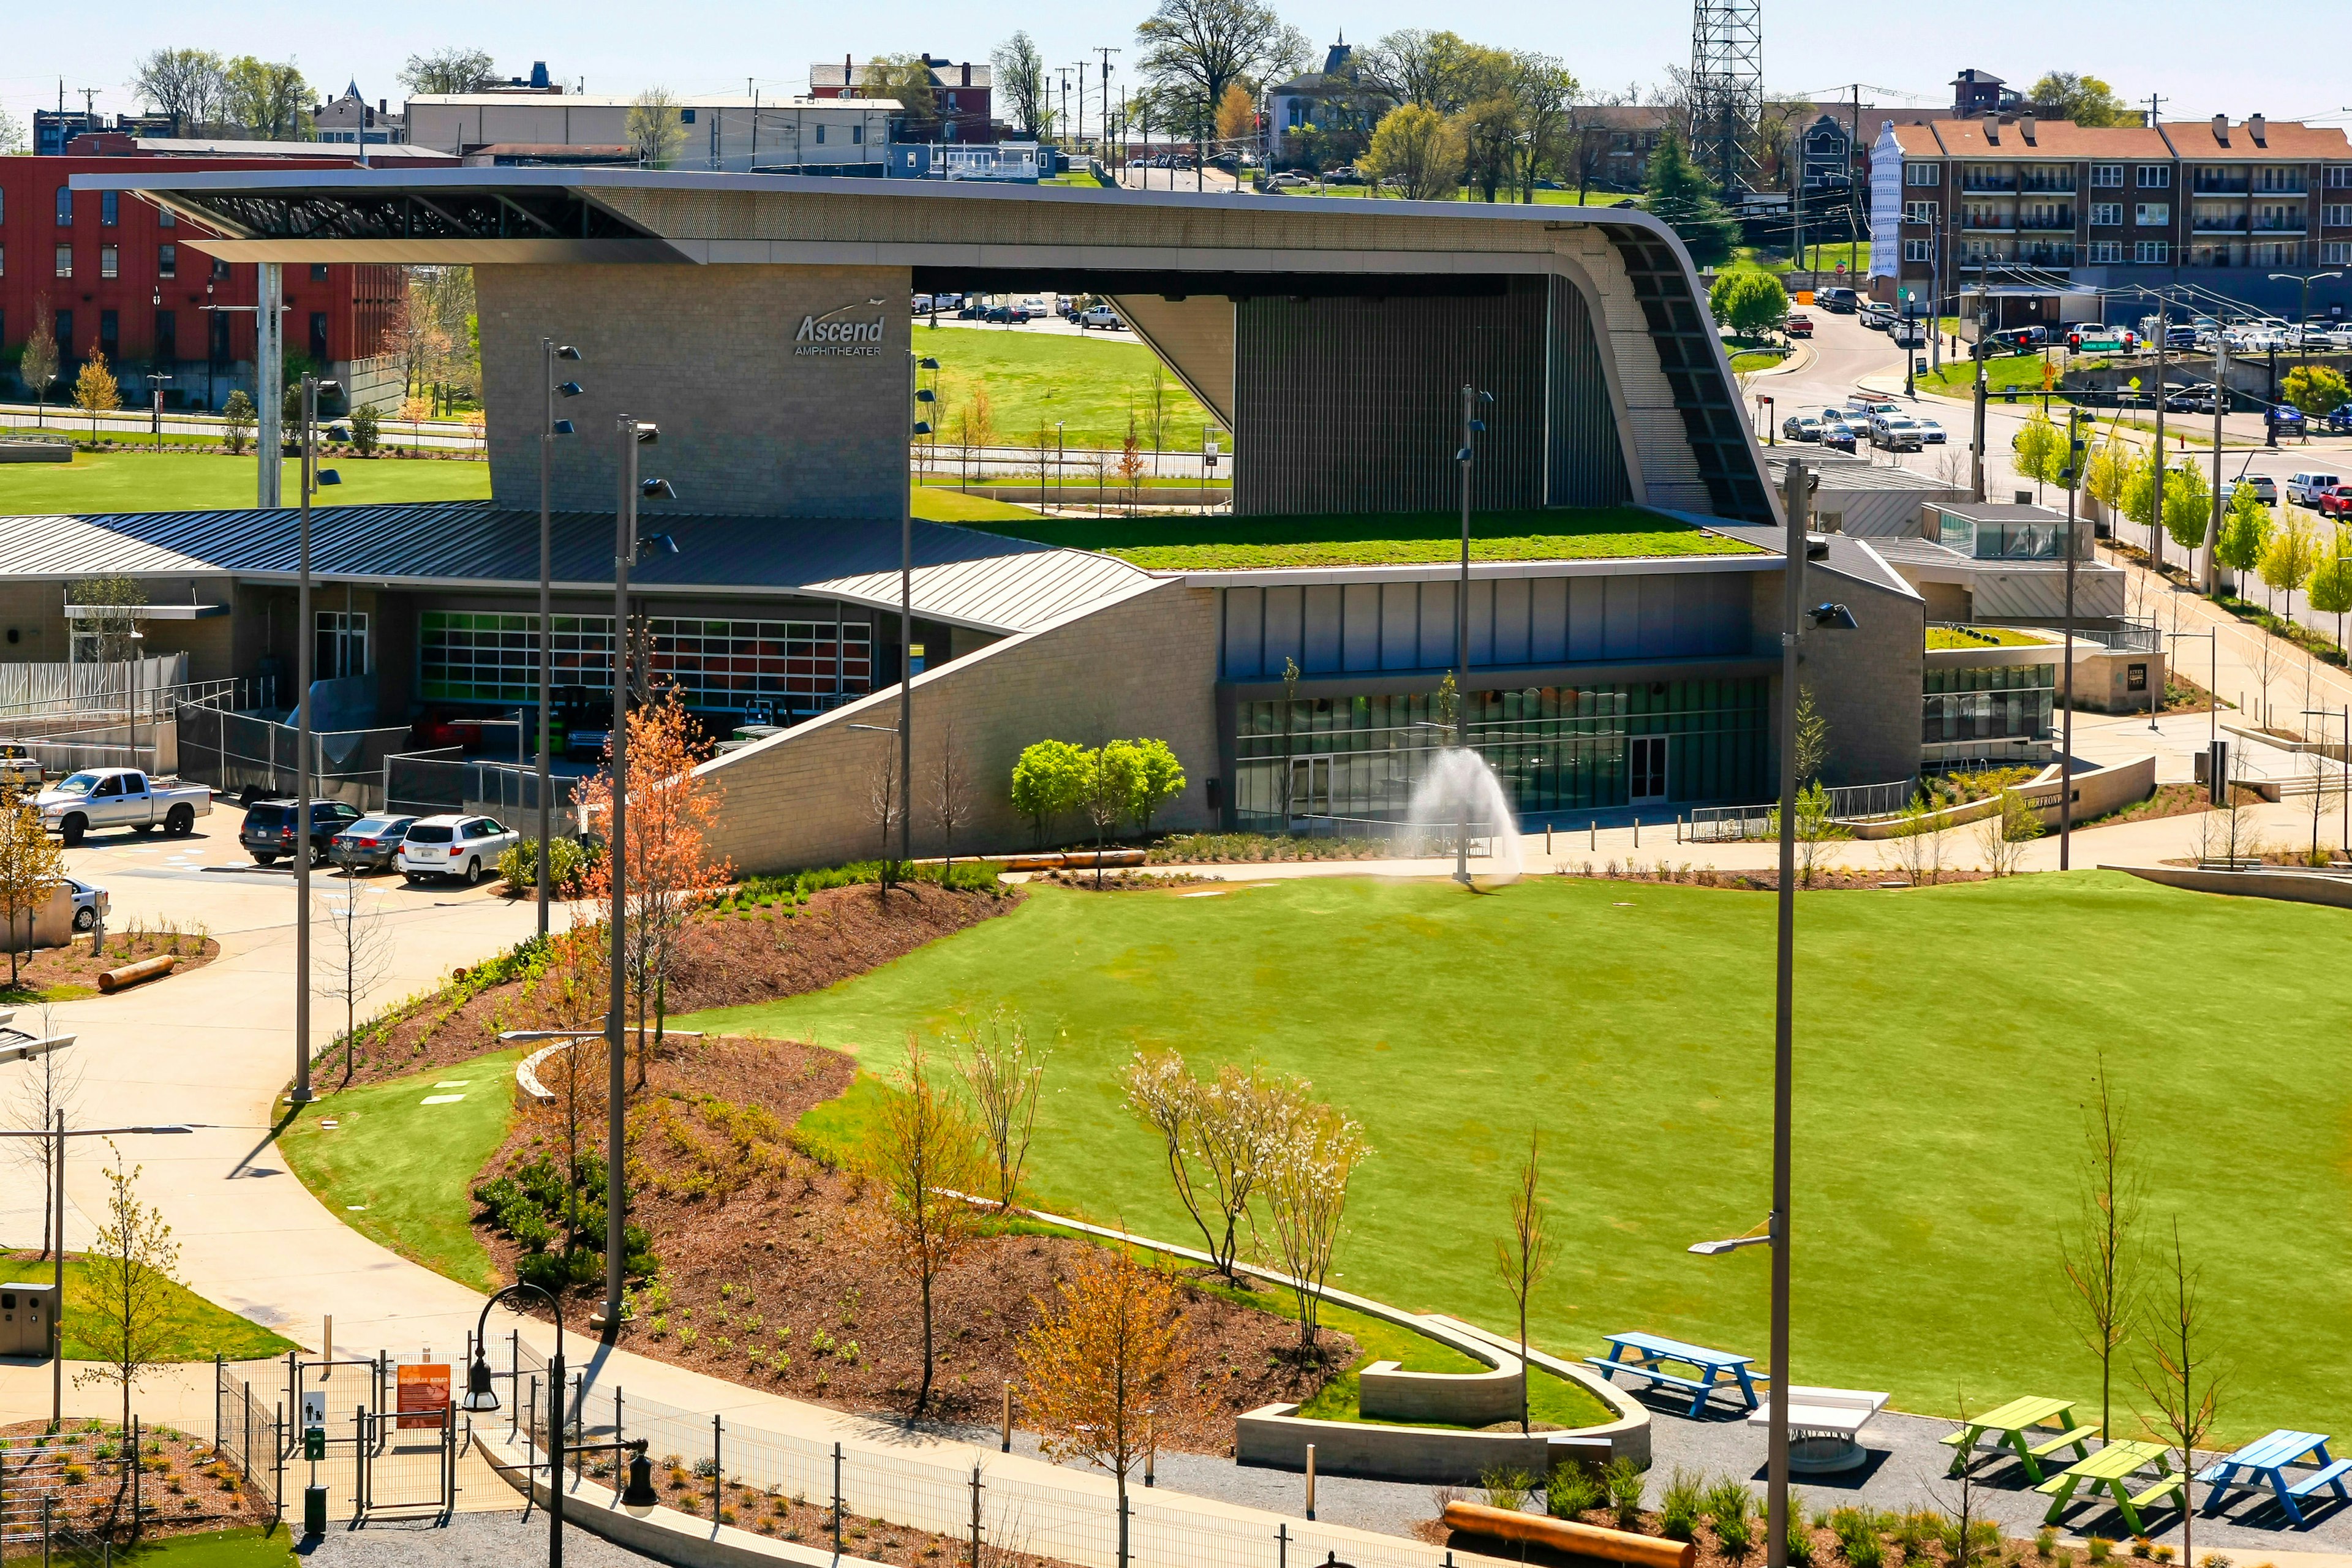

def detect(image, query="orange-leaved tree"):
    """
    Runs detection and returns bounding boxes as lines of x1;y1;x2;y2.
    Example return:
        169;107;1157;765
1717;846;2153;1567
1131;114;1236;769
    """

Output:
1016;1245;1190;1535
577;687;731;1088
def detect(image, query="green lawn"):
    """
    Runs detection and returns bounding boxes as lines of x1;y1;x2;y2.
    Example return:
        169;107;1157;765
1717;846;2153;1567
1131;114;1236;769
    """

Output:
0;450;491;515
276;1049;522;1293
42;1528;299;1568
911;484;1046;524
950;507;1761;569
0;1258;297;1362
1917;353;2068;399
679;873;2352;1441
916;325;1215;451
1926;627;2054;649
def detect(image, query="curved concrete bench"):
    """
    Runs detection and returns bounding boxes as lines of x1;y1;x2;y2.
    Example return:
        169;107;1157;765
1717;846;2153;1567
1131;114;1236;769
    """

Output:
1005;1205;1649;1484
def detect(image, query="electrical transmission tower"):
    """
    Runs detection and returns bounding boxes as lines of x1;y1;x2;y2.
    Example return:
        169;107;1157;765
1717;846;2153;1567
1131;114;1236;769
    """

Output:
1689;0;1763;197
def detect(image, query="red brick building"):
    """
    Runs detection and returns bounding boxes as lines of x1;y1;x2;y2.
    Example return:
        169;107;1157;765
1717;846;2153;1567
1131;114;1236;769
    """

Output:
809;56;996;143
1;147;420;412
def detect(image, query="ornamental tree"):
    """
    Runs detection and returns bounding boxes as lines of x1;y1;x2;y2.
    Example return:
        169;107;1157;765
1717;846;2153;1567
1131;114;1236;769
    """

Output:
1010;739;1089;846
1708;270;1789;337
2282;363;2350;419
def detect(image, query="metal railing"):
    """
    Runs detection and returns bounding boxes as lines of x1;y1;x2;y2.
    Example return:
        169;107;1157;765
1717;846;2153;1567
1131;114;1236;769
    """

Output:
1687;804;1776;842
173;703;413;812
505;1338;1458;1568
214;1362;285;1528
382;753;576;825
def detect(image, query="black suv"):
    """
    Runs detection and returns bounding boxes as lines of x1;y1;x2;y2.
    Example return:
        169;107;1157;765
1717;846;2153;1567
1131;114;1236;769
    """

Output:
241;798;363;865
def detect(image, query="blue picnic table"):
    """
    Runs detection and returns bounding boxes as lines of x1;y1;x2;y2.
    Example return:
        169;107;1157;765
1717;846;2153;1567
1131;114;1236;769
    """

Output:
2197;1429;2352;1526
1585;1332;1768;1418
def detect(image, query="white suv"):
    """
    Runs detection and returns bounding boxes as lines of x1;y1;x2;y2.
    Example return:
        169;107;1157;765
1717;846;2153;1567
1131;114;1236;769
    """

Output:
397;813;521;886
2288;472;2344;506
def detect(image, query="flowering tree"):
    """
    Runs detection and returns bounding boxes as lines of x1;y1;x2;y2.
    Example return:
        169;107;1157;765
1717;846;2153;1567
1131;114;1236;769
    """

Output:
956;1006;1049;1211
576;688;731;1088
1258;1089;1371;1359
1123;1051;1297;1286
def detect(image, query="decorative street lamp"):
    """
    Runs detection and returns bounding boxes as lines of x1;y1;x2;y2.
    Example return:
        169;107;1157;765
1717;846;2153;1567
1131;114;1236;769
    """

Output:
902;356;938;875
465;1283;572;1566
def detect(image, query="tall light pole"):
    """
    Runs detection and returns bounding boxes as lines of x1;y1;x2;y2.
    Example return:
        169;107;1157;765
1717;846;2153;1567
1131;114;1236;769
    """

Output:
145;368;171;453
1692;461;1855;1568
291;375;341;1106
2269;269;2343;380
903;355;937;878
1453;384;1491;886
601;415;674;1336
538;341;584;937
2060;408;2084;869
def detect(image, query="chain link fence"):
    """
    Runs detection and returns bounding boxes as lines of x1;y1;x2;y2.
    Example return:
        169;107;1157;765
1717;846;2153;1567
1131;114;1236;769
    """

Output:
173;704;414;813
383;755;572;826
496;1336;1472;1568
214;1362;285;1528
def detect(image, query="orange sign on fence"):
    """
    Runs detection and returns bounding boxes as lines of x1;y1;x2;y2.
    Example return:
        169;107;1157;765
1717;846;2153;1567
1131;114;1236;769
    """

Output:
396;1363;451;1430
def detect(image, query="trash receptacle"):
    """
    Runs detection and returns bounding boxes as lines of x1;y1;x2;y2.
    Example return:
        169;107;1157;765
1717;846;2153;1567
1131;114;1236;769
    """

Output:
0;1283;57;1356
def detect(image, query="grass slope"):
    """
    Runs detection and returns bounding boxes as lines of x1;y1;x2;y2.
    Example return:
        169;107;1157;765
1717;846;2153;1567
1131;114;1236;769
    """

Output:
918;325;1213;450
7;1261;299;1362
79;1529;297;1568
952;508;1759;569
0;451;490;514
276;1049;523;1292
681;873;2352;1440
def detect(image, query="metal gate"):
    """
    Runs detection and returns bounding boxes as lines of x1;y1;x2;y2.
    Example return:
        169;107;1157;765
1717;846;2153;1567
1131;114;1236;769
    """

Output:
357;1403;456;1517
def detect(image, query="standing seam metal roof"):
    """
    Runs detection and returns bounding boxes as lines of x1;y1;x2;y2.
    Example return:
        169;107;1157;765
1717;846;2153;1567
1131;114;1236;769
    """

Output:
0;502;1148;635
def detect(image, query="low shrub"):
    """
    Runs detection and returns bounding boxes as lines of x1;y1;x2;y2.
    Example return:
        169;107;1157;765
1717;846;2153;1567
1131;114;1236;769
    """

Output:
1604;1455;1645;1528
2086;1539;2114;1564
1481;1465;1537;1512
497;836;598;895
1659;1469;1705;1542
1545;1465;1607;1518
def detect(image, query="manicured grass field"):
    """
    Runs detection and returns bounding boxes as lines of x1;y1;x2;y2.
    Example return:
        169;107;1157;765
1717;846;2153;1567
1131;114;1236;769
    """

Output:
0;450;491;514
953;507;1760;568
276;1049;522;1293
918;325;1215;451
79;1528;297;1568
2;1257;298;1362
1926;626;2054;649
682;872;2352;1439
910;483;1045;524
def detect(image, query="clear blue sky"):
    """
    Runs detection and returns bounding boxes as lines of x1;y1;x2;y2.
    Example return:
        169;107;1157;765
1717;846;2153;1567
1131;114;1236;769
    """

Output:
4;1;2343;134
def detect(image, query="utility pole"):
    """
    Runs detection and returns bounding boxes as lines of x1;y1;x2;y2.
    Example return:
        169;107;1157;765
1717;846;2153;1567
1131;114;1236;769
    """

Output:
2152;298;2168;576
2061;407;2084;868
1096;48;1120;172
1970;301;1989;502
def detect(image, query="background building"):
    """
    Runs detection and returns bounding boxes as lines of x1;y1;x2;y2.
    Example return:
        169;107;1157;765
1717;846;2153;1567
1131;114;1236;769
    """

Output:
1264;41;1392;173
312;83;405;148
808;56;997;145
404;93;902;173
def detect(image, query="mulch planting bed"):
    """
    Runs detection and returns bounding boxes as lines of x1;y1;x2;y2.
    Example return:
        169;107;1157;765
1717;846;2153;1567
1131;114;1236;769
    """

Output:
586;1466;1079;1567
0;1417;270;1542
1422;1495;2042;1568
337;881;1017;1088
2;928;221;1003
477;1032;1351;1455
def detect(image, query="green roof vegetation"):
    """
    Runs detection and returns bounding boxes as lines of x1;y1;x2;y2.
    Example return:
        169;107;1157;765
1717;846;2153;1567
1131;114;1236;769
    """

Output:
1926;626;2056;650
959;508;1762;570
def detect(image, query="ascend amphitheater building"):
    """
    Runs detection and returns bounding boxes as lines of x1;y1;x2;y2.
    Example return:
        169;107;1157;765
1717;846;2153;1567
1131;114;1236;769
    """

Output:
40;166;1929;869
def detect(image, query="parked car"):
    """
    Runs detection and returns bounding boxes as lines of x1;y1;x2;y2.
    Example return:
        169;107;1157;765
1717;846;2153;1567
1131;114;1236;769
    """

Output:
2164;386;2218;414
1869;414;1924;452
2269;405;2308;436
2327;406;2352;435
1819;424;1858;453
2286;472;2343;506
61;875;108;932
0;741;40;797
1784;314;1814;338
1077;304;1125;330
1815;287;1858;314
1916;418;1947;444
240;797;363;865
1858;305;1894;332
1891;320;1926;347
328;814;420;873
1782;413;1825;442
397;815;521;886
2317;484;2352;519
35;769;212;845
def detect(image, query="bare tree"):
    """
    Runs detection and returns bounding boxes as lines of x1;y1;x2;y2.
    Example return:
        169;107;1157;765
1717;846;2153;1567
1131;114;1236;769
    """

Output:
932;718;973;880
2057;1052;2141;1444
131;48;228;135
1124;1050;1287;1285
860;1037;986;1417
1492;1127;1552;1433
313;884;393;1088
868;737;904;899
398;47;499;97
956;1006;1049;1212
2137;1219;2224;1564
73;1142;183;1436
6;1009;81;1259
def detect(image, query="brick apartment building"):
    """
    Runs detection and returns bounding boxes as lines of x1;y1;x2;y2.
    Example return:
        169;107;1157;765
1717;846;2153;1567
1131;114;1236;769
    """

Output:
808;56;996;143
1869;111;2352;319
0;148;413;413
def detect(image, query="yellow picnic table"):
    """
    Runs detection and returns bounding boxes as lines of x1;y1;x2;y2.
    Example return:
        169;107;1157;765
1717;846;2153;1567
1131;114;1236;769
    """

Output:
1939;1395;2100;1483
2035;1439;2184;1534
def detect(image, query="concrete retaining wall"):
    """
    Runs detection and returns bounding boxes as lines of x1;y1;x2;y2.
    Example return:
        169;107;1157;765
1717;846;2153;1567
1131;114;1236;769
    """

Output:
1235;1405;1606;1485
692;578;1221;875
2106;862;2352;910
1359;1354;1525;1428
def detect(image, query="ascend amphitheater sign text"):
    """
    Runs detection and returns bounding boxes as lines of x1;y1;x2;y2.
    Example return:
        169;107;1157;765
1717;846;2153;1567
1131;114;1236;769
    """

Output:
794;312;886;357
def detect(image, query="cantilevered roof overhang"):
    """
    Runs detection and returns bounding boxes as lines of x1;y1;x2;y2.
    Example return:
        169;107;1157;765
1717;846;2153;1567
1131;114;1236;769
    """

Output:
70;168;1781;525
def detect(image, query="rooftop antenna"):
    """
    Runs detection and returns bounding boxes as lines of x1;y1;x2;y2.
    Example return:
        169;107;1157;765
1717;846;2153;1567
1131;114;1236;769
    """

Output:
1689;0;1764;197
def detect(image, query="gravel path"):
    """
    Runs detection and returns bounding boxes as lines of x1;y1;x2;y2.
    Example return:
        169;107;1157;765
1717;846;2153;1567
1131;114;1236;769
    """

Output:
291;1509;660;1566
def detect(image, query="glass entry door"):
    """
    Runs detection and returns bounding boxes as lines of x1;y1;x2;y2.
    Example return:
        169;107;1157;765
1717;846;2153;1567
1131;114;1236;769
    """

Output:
1629;734;1669;804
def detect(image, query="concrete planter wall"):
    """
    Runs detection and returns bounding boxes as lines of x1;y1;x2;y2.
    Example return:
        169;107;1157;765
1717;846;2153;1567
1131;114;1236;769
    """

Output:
1235;1405;1604;1485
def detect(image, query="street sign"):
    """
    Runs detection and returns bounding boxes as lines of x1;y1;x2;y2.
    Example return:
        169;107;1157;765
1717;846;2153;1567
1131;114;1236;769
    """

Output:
301;1390;327;1460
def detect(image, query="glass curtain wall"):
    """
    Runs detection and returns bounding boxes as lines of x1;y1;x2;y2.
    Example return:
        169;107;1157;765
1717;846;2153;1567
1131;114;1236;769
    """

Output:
1232;679;1769;827
1922;662;2056;745
420;612;872;714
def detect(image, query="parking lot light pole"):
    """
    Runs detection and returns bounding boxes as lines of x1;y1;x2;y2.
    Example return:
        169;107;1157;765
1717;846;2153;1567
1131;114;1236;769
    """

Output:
603;417;673;1338
292;376;341;1107
903;356;938;875
538;342;584;938
1453;385;1492;886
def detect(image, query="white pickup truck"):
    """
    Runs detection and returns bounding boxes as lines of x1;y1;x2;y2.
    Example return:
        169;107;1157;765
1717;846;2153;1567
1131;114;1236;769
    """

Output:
36;768;213;844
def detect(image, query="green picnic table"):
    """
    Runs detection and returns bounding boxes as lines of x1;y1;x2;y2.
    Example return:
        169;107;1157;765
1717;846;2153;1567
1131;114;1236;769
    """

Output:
2035;1439;2184;1534
1939;1396;2100;1482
